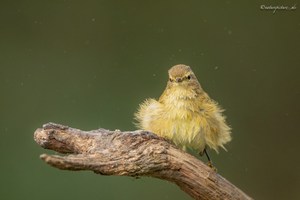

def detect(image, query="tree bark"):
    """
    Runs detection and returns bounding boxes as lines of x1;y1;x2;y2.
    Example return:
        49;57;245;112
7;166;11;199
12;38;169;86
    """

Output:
34;122;252;200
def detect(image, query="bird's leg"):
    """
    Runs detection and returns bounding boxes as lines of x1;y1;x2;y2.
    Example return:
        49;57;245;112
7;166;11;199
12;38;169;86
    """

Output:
200;148;217;171
203;148;212;166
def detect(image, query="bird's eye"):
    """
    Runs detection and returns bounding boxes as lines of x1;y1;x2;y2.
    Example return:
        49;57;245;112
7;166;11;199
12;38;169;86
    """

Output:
169;78;173;82
187;75;191;80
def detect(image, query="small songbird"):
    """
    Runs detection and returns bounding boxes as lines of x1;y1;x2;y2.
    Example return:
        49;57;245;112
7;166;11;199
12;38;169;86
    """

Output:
135;64;231;163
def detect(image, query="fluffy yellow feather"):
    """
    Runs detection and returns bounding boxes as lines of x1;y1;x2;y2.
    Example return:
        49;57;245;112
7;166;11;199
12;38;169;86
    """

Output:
135;64;231;155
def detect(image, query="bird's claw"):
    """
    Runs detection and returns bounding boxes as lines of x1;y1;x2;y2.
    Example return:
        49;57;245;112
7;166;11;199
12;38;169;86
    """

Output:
207;161;217;172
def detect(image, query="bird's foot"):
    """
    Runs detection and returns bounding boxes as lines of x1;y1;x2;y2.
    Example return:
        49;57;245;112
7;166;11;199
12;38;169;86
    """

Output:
207;161;217;172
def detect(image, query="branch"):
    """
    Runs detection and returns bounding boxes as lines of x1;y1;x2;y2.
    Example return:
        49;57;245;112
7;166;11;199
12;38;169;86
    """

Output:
34;122;252;200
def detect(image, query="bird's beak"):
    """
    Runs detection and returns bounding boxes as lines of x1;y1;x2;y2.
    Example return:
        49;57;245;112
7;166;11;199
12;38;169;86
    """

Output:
176;77;182;83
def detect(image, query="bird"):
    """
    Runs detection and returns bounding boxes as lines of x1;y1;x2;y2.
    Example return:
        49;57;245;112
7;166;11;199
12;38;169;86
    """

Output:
134;64;231;165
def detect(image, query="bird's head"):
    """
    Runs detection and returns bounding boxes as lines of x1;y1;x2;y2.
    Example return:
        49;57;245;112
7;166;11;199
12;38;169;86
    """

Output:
168;64;200;89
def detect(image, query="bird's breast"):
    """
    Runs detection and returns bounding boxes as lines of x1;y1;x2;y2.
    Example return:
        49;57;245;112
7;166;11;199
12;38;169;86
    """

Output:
163;88;201;118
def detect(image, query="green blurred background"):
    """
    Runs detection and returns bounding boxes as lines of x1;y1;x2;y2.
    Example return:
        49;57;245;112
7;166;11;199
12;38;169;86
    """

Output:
0;1;299;199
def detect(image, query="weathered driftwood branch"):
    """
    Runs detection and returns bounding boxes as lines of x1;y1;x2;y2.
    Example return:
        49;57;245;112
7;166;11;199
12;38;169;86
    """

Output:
34;122;252;200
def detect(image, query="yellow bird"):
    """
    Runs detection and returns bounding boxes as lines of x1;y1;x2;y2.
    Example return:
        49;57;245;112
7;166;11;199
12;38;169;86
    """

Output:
135;64;231;163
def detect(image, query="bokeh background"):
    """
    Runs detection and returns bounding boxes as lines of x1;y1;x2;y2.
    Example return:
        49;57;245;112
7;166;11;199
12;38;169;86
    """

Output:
0;1;299;199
